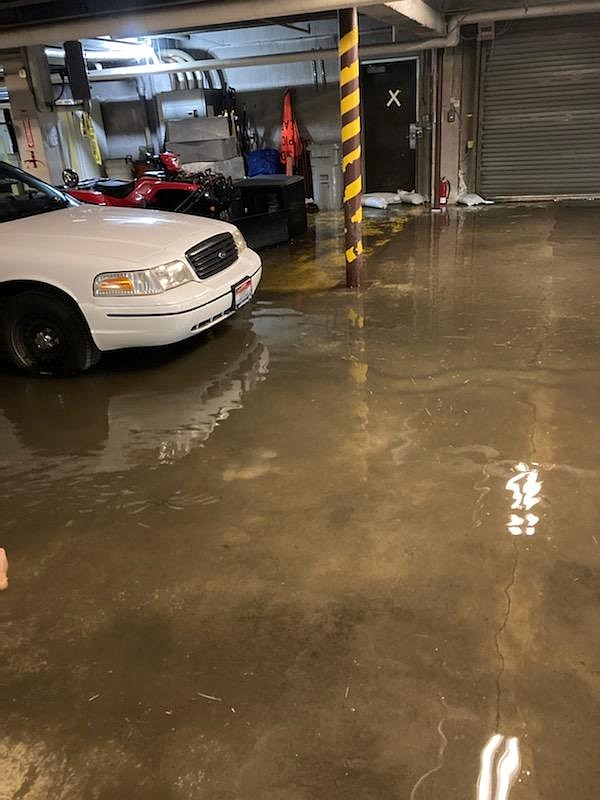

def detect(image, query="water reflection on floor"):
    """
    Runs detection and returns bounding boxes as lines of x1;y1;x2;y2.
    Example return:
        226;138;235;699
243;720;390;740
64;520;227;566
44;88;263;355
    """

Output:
2;202;600;799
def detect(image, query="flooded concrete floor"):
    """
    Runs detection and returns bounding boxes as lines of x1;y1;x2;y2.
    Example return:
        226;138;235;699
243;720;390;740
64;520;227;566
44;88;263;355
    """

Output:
2;202;600;799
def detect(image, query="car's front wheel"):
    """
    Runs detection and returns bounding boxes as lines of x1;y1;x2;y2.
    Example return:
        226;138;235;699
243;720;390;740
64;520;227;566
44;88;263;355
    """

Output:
1;290;100;376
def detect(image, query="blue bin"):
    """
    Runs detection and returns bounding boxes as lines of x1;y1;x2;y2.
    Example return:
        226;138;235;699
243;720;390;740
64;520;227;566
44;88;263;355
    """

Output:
246;149;281;177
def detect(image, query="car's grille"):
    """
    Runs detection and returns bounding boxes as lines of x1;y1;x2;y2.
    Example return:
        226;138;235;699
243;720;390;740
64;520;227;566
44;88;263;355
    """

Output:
186;233;238;280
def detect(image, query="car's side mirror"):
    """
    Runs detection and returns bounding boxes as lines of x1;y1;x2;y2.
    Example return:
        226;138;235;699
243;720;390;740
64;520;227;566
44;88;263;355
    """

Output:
62;169;79;188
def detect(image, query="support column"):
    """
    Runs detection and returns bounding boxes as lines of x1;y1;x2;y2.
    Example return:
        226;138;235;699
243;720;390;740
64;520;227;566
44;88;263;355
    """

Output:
3;48;65;184
432;48;444;210
440;45;465;204
338;7;364;289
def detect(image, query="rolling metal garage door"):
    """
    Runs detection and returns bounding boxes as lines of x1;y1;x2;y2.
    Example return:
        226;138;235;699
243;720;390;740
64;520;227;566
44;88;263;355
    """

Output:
478;15;600;199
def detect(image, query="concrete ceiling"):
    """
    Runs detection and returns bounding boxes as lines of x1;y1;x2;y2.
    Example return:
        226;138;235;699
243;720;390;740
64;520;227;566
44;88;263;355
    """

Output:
0;0;210;32
430;0;583;9
361;1;445;35
0;0;445;49
0;0;582;36
0;0;595;48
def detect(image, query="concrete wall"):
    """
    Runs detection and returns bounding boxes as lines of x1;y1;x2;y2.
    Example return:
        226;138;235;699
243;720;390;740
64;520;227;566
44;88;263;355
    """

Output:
186;16;390;91
91;75;171;161
187;20;345;153
239;83;340;150
459;42;478;196
184;20;479;204
417;50;434;200
439;41;479;203
183;16;397;150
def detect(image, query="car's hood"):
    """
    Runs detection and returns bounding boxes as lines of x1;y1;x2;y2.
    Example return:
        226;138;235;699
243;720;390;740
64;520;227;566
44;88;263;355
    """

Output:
3;205;234;267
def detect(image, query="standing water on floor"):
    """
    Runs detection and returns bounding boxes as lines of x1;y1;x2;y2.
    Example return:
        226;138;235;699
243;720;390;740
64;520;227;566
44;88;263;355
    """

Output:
2;203;600;800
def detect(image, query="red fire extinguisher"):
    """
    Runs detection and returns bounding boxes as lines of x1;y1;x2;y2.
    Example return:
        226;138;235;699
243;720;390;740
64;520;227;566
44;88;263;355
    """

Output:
439;177;450;207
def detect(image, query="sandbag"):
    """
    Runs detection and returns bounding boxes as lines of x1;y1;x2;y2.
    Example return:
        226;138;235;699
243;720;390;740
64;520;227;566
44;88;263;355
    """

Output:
376;192;404;205
362;189;426;208
362;194;389;209
457;192;494;206
397;190;425;205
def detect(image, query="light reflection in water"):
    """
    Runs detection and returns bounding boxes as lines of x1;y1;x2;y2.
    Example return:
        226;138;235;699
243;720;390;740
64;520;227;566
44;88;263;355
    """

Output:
505;462;542;536
477;735;521;800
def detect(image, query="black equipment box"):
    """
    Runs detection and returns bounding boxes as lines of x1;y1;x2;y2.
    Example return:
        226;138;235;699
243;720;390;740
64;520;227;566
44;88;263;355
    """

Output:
231;175;307;249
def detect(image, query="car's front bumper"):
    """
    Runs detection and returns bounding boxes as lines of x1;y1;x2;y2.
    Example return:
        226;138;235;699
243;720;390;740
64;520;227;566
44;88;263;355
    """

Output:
81;248;262;352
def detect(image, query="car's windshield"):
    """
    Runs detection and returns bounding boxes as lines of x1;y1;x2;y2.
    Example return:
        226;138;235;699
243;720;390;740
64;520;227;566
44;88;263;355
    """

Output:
0;162;71;223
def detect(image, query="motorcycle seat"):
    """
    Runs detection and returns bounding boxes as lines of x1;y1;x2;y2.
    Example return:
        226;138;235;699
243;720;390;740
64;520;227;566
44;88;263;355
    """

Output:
94;179;136;199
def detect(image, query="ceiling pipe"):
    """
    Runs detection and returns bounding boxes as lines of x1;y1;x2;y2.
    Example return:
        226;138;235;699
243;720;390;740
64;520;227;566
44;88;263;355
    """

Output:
44;39;160;66
78;0;600;82
161;48;205;89
88;28;460;81
455;1;600;24
45;47;158;64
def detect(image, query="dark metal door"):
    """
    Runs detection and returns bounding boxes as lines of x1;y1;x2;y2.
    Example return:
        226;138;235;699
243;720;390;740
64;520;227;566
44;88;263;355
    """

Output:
362;59;417;193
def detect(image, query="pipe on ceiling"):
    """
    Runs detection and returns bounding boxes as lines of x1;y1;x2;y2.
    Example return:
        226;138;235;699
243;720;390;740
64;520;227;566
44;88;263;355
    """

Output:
45;41;160;64
86;28;460;81
161;48;205;89
455;0;600;25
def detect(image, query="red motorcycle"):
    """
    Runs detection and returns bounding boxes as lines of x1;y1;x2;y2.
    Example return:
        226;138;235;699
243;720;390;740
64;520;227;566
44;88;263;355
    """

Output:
62;152;234;219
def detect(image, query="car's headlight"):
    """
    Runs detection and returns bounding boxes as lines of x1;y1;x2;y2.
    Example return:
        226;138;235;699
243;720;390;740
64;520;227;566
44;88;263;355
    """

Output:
93;260;194;297
232;228;246;252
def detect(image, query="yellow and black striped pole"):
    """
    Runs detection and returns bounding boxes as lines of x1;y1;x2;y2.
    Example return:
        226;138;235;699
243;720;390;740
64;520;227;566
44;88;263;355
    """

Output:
338;7;364;288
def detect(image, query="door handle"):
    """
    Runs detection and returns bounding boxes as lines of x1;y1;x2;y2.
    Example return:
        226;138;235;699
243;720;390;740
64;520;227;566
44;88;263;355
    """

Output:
408;122;423;149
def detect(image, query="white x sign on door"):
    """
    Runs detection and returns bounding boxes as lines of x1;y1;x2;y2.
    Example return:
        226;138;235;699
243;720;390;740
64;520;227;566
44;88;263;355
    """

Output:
386;89;402;108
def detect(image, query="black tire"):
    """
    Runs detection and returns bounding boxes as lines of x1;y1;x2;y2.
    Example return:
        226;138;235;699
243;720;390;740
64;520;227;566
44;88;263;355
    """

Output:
1;290;100;376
